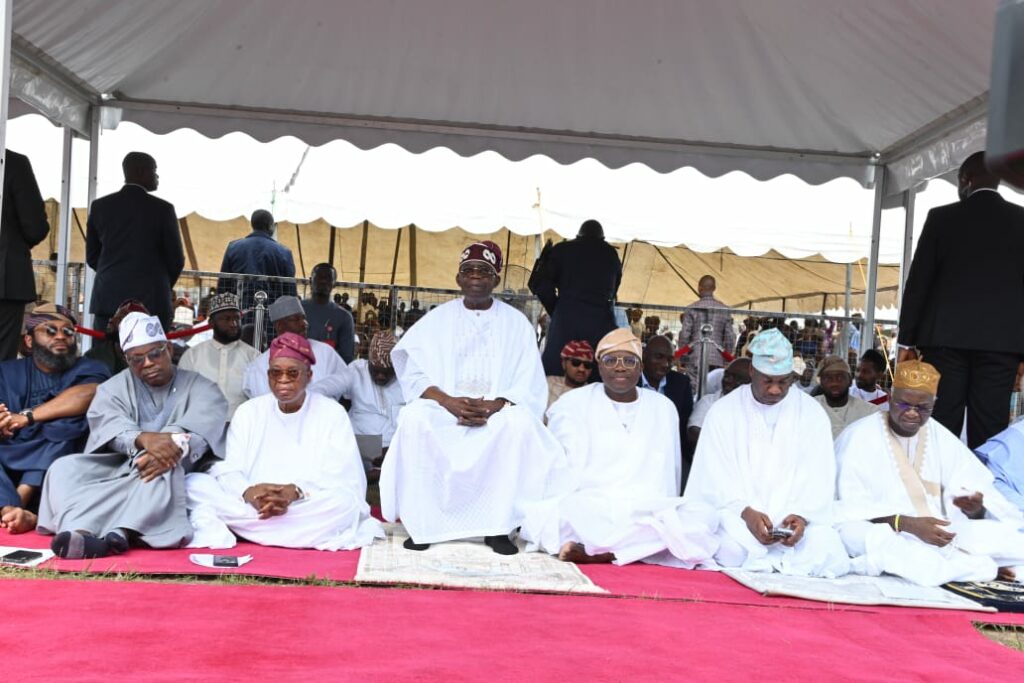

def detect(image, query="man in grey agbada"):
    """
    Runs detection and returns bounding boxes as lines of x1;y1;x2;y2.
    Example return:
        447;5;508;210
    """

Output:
37;313;227;558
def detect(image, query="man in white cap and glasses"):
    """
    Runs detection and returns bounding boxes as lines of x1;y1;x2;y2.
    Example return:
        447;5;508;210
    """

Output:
684;328;850;577
36;312;228;558
179;292;259;420
242;295;350;400
520;328;721;568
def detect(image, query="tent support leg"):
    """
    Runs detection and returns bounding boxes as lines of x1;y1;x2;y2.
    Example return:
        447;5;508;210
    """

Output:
0;0;12;242
55;127;75;306
863;167;886;351
81;107;101;350
897;188;916;309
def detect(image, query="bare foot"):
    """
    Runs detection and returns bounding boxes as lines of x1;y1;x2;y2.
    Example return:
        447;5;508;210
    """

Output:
558;541;615;564
0;506;38;534
997;566;1017;582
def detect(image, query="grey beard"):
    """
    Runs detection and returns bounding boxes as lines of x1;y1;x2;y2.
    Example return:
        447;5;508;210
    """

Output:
33;343;78;373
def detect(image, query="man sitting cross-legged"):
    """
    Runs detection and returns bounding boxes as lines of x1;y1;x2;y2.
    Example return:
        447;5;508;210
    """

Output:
186;333;383;551
0;304;110;533
684;328;850;577
379;241;566;555
37;313;227;558
520;329;720;567
836;360;1024;585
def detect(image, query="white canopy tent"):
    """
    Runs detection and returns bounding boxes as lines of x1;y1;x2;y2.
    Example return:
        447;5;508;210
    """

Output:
0;0;1007;339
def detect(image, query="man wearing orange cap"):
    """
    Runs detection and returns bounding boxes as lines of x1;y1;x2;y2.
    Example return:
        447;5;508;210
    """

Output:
546;340;594;409
521;329;720;567
185;333;382;550
380;242;565;555
836;360;1024;585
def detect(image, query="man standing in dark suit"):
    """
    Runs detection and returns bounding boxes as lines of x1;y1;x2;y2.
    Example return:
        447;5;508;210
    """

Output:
531;219;622;376
0;150;50;360
639;335;694;491
86;152;184;332
898;151;1024;448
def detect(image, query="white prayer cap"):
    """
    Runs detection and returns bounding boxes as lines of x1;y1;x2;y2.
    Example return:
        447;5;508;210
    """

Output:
748;328;793;376
119;312;167;352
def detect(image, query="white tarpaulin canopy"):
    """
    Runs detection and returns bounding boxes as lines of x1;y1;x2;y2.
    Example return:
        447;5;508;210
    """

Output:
7;0;1000;195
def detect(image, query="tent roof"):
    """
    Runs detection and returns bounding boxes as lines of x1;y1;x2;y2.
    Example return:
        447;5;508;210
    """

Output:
9;1;997;194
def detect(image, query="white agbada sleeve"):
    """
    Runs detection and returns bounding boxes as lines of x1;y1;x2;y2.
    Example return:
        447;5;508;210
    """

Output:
208;399;260;498
307;340;351;400
685;398;748;518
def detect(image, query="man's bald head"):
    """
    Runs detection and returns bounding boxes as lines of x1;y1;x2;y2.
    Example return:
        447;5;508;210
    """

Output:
698;275;716;296
578;219;604;240
251;209;276;233
122;152;158;191
958;151;1000;199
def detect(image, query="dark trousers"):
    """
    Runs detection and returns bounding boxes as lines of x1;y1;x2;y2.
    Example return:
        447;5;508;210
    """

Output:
920;346;1021;449
0;299;28;361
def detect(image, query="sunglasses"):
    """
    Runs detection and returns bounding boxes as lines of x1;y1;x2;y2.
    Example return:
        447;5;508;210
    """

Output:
125;346;167;367
459;265;495;277
600;355;640;370
268;368;304;382
567;358;595;369
39;324;76;338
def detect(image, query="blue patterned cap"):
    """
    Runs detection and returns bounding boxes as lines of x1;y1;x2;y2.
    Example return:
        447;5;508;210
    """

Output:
748;328;793;376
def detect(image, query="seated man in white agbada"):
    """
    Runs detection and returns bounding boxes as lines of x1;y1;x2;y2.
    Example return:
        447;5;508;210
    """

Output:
186;332;383;551
684;328;850;577
836;360;1024;585
521;329;720;567
379;241;566;555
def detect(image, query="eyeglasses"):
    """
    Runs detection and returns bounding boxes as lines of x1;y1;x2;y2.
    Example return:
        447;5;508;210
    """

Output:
600;354;640;370
125;346;167;367
39;324;75;338
459;265;494;278
268;368;303;382
892;401;934;415
567;359;595;369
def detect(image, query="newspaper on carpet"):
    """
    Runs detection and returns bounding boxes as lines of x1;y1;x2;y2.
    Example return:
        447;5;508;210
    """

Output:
723;569;994;612
356;523;606;594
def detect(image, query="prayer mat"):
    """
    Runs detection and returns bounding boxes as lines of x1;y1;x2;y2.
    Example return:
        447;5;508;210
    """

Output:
944;580;1024;612
355;523;606;594
724;569;994;612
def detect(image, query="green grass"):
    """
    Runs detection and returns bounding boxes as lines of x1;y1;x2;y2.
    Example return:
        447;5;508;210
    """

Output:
975;623;1024;653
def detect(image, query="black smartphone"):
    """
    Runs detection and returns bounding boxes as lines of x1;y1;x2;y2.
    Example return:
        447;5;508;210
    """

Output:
1;549;44;565
212;555;240;568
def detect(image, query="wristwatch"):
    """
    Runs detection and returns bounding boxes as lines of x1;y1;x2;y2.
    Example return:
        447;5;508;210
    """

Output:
17;409;35;426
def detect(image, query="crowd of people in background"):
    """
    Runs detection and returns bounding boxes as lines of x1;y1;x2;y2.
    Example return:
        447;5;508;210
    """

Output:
3;149;1024;599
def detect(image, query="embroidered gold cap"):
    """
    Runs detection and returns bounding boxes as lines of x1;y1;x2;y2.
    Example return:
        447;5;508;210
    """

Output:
892;360;940;395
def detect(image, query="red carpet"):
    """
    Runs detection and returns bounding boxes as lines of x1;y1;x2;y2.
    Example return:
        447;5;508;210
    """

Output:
6;531;360;582
3;578;1022;682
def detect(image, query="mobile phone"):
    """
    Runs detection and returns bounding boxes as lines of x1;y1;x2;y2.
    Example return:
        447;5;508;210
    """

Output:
769;527;795;539
1;549;44;565
212;555;240;568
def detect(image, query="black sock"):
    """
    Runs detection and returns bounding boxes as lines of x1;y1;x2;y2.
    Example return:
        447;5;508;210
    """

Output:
484;534;518;556
51;531;113;559
403;537;430;551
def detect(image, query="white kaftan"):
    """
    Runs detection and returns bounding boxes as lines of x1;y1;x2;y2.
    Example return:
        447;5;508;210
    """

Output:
343;359;406;448
684;385;850;577
242;338;350;400
836;413;1024;585
521;384;719;566
185;392;383;550
379;298;565;544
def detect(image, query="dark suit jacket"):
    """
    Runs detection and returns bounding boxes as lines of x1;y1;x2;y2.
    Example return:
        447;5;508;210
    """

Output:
898;191;1024;354
216;231;296;312
640;370;693;449
0;151;49;302
86;185;184;326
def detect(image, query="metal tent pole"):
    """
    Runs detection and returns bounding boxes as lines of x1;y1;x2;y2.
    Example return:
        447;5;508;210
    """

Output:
54;127;74;306
863;166;886;351
80;107;101;351
897;187;916;308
